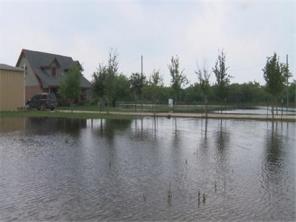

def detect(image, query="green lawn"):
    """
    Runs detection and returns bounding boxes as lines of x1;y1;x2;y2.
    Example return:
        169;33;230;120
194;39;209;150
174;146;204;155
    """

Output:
57;104;244;113
0;110;133;120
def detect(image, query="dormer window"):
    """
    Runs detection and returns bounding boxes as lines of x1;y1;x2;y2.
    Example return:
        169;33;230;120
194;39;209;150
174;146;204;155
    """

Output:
52;67;56;76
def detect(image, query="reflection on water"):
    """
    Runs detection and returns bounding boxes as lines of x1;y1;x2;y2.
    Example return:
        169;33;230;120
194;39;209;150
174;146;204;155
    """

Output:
90;118;132;140
265;123;283;170
0;117;295;221
216;106;296;115
215;120;230;156
0;118;26;133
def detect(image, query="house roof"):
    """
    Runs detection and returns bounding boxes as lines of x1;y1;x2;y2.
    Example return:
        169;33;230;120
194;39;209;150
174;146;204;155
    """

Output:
16;49;91;88
0;64;23;72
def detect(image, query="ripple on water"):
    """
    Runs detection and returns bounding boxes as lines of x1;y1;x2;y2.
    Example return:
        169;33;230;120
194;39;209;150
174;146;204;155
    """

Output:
0;117;295;221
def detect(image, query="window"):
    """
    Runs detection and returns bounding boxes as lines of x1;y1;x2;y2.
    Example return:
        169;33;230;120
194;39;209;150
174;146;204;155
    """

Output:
52;67;56;76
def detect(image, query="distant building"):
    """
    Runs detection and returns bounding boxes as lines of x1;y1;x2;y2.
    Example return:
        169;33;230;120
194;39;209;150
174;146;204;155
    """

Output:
0;64;24;111
16;49;91;101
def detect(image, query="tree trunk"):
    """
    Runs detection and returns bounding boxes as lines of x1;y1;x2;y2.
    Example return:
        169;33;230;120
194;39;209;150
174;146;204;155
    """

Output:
112;99;116;107
271;98;275;120
204;96;208;119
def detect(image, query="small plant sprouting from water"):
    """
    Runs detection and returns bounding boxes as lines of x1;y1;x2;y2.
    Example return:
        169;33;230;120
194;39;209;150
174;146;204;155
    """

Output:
202;193;206;204
167;182;172;205
198;190;207;205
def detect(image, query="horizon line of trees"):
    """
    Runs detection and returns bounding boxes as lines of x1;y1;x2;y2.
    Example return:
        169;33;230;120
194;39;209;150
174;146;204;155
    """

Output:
60;49;295;111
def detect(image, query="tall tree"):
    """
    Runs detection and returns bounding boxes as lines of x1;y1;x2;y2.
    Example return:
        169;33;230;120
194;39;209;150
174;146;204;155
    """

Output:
105;50;119;106
196;66;211;116
113;74;130;102
149;69;163;86
129;72;146;100
92;64;108;99
168;56;188;103
59;63;81;104
92;50;120;106
262;53;286;118
213;50;231;107
142;70;164;104
280;61;292;107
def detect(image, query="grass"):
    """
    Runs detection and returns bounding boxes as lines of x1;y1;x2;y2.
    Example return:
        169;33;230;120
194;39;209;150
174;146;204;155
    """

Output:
0;110;134;120
1;103;294;122
57;104;246;113
0;109;295;122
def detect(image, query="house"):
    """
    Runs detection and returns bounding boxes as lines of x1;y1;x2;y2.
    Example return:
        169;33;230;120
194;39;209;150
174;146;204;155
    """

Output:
0;64;24;111
16;49;91;101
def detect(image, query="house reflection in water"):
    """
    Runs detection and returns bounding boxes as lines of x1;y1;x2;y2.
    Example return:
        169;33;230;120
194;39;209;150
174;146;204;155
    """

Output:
0;118;26;133
0;117;87;135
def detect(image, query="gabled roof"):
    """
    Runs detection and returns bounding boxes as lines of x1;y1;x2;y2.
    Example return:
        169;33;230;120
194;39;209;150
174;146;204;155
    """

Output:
41;57;61;69
16;49;91;88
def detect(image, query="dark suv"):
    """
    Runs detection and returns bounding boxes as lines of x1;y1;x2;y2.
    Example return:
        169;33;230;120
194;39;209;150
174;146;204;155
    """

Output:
26;93;57;110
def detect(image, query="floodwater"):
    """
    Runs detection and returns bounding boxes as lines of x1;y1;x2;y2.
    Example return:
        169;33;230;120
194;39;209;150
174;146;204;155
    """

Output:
217;106;296;115
0;117;295;221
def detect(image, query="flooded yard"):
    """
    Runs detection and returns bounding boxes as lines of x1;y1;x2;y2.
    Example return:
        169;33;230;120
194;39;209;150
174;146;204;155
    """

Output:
0;117;295;221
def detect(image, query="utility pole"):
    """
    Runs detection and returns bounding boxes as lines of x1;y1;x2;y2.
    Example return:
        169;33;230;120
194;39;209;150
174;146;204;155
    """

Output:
286;54;289;111
140;55;143;112
141;55;143;76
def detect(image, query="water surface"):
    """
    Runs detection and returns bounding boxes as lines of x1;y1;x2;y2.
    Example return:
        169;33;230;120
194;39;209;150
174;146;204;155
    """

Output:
217;106;296;115
0;117;295;221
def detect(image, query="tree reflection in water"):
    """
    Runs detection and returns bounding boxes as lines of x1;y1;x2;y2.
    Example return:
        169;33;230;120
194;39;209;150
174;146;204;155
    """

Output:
200;118;209;150
262;122;286;190
264;122;283;172
24;118;87;136
215;119;230;160
95;118;132;141
214;119;230;196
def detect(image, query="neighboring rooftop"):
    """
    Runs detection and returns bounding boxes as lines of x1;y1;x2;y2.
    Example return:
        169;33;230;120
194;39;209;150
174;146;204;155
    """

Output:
0;64;23;72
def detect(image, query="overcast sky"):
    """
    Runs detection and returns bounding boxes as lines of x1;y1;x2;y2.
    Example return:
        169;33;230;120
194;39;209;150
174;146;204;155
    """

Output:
0;0;295;85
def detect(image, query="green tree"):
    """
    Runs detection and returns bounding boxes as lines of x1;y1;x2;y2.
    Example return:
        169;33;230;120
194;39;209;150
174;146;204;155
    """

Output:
281;62;292;107
105;50;119;106
142;70;164;104
213;50;231;104
113;74;130;102
212;50;231;113
92;64;108;99
92;50;121;107
183;84;203;104
149;69;163;86
129;72;146;101
196;66;211;116
263;53;286;118
168;56;188;103
59;63;81;104
288;80;296;106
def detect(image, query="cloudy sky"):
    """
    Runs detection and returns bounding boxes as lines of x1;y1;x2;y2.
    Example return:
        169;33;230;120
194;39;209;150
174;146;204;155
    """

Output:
0;0;295;85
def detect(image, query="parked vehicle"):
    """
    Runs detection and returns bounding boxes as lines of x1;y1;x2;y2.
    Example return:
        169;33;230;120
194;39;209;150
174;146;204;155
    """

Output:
26;93;57;110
